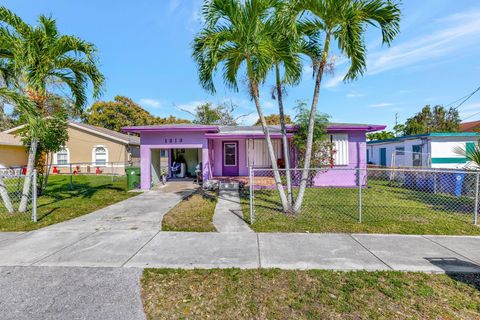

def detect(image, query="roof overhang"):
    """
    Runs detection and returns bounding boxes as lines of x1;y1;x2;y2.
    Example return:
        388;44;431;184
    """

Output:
122;125;219;134
205;133;294;139
327;124;386;132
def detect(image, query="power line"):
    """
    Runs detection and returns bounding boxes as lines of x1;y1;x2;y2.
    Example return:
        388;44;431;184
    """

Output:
462;110;480;122
451;86;480;110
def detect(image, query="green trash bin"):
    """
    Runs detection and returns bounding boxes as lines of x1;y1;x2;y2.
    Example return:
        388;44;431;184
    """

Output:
125;167;141;190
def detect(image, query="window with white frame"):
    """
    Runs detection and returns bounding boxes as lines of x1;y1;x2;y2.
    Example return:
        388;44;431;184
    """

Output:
93;146;108;166
329;134;349;166
56;147;69;165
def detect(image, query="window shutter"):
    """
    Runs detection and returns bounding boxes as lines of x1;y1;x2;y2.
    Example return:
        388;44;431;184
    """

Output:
331;134;349;166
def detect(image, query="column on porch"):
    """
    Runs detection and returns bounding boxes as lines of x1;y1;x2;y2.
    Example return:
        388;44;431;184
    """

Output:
140;145;151;190
202;139;211;182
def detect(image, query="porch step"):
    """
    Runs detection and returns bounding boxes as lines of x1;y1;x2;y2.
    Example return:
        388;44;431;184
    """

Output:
219;182;239;190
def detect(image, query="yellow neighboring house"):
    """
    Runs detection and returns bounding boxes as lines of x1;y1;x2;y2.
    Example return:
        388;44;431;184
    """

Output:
0;132;27;169
4;122;140;174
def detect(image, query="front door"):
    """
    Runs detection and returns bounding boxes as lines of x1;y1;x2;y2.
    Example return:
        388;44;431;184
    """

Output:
223;141;239;176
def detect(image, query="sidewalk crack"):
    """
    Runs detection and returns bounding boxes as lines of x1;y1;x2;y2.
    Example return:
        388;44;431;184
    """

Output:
422;235;480;265
30;230;99;266
121;230;160;267
349;234;393;270
256;233;262;269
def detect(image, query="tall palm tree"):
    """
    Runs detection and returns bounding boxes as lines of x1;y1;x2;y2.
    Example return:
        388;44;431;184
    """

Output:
268;2;322;207
0;87;39;214
292;0;401;212
192;0;291;210
0;7;105;212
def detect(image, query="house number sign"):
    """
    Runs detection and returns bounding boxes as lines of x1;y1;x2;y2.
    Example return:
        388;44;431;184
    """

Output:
164;138;183;143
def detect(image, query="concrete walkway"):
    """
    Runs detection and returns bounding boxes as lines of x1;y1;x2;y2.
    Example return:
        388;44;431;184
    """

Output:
213;190;252;233
1;230;480;273
43;188;195;231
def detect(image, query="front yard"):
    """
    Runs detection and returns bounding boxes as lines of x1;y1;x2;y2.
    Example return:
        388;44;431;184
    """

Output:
241;179;480;235
141;268;480;319
0;175;135;231
162;189;217;232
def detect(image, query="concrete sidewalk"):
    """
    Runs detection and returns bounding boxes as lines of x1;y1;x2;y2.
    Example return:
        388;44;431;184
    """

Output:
1;230;480;273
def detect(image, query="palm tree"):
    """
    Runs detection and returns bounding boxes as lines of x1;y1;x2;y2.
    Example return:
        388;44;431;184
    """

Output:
0;7;105;212
192;0;291;210
454;141;480;168
292;0;401;212
0;88;39;213
268;2;322;207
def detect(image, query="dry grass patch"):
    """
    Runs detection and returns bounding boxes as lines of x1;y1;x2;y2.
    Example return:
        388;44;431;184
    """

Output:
142;269;480;320
162;189;217;232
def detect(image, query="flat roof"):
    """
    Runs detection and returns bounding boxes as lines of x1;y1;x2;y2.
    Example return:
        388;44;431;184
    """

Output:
367;132;480;145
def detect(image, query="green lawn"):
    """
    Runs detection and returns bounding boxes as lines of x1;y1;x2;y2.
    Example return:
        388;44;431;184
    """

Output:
240;179;480;235
0;175;136;231
162;189;217;232
141;268;480;319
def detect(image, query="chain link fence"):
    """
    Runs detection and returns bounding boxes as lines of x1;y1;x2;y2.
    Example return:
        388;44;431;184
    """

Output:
37;161;137;191
0;169;37;223
248;167;480;233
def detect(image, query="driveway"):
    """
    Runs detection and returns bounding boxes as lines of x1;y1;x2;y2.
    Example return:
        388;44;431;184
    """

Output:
43;183;197;231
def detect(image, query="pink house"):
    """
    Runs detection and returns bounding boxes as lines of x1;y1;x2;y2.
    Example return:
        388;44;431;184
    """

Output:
122;123;385;190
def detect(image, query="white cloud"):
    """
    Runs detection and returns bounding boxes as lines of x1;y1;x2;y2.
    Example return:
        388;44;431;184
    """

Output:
169;0;181;13
368;10;480;75
325;9;480;88
239;113;259;126
369;102;394;108
175;100;207;114
346;91;365;98
324;73;346;88
139;98;162;109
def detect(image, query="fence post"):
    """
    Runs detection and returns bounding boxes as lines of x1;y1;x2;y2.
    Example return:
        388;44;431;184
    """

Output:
249;167;254;224
474;173;479;226
358;168;362;224
32;169;37;222
69;163;73;191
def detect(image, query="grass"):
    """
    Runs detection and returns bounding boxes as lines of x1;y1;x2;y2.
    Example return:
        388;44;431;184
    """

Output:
141;268;480;319
0;175;136;231
240;179;480;235
162;189;217;232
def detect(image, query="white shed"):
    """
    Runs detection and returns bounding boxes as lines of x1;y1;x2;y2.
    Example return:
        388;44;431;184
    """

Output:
367;133;480;169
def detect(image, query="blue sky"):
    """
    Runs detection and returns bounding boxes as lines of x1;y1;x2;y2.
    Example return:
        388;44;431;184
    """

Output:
4;0;480;129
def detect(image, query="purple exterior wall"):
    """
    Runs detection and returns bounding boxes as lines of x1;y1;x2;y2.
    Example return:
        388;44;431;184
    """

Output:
123;125;380;190
139;131;209;189
313;131;367;187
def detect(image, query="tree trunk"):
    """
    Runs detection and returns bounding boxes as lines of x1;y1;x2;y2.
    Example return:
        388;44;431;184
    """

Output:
18;138;37;212
293;34;331;213
41;152;53;195
275;64;293;206
0;174;14;214
245;57;289;211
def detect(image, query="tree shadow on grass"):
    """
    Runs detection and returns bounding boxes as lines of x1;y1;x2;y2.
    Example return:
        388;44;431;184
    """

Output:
37;207;59;222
